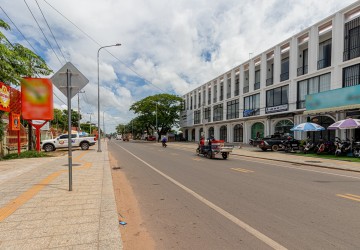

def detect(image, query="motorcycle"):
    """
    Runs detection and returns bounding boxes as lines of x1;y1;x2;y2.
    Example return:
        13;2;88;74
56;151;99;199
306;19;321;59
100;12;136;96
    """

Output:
352;141;360;157
303;140;315;154
334;137;351;156
282;136;300;153
316;140;336;155
162;141;167;148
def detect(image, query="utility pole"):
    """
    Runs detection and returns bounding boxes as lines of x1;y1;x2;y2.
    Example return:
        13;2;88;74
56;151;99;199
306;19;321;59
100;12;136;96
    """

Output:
77;90;85;132
87;112;93;135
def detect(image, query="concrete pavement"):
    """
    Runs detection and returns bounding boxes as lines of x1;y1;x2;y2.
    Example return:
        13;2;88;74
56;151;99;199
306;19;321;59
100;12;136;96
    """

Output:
0;142;122;249
170;142;360;173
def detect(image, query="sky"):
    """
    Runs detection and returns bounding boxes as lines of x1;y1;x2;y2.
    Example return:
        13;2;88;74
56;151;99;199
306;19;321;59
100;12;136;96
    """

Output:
0;0;357;133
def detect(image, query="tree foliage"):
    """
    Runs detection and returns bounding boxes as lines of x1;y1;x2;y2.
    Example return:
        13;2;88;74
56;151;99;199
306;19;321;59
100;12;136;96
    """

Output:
129;94;183;138
0;19;52;142
0;19;52;86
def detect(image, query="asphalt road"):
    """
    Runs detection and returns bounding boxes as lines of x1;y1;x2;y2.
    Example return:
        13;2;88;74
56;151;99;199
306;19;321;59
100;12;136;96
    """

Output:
108;140;360;250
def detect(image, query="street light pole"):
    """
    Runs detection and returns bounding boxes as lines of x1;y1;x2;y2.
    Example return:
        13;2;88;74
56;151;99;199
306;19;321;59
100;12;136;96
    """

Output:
97;43;121;152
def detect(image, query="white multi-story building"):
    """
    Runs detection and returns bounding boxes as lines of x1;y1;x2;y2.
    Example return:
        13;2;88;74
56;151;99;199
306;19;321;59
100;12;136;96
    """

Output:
180;2;360;144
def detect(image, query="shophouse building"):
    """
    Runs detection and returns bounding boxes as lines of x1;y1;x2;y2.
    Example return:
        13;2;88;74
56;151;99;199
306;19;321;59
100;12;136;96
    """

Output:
180;2;360;144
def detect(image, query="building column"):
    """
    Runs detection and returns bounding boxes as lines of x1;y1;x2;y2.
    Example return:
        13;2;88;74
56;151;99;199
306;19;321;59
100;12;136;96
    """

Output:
249;59;255;92
231;69;235;99
273;45;281;84
308;26;319;73
332;13;345;89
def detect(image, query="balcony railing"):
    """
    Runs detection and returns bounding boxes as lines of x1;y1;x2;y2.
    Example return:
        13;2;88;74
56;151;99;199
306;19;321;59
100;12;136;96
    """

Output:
243;86;249;93
213;97;217;103
344;75;360;87
297;65;308;76
234;89;239;96
266;78;273;86
280;72;289;82
297;100;305;109
343;46;360;61
254;82;260;90
317;59;331;70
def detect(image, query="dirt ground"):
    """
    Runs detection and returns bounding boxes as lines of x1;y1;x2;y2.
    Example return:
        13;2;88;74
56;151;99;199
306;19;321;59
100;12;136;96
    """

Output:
109;153;155;250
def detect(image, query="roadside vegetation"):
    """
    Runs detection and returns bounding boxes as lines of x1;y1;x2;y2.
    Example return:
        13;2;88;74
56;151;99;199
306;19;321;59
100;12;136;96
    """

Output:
296;152;360;163
1;150;52;160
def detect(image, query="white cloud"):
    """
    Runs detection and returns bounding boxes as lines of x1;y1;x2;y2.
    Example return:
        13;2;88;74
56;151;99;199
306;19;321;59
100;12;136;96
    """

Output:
1;0;357;132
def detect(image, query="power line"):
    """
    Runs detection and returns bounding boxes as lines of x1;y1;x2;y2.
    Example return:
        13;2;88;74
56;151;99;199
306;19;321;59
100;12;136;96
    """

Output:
23;0;64;65
0;6;37;52
53;91;67;105
34;0;67;63
42;0;166;93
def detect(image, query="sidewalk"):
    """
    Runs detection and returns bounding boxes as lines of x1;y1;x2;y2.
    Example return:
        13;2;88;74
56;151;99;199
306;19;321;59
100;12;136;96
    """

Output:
172;142;360;173
0;142;122;249
232;145;360;173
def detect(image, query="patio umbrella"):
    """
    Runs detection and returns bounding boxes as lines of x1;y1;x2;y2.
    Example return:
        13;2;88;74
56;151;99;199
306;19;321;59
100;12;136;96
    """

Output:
290;122;325;132
327;118;360;130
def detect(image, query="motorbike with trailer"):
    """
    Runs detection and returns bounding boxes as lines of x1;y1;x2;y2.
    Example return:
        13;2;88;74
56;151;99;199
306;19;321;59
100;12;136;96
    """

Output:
196;138;233;159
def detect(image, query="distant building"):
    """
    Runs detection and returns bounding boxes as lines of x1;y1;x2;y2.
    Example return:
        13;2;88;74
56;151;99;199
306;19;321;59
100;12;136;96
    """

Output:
180;2;360;143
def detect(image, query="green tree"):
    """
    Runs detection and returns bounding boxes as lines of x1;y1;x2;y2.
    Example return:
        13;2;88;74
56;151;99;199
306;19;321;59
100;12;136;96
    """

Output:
0;19;52;142
61;109;82;128
130;94;183;140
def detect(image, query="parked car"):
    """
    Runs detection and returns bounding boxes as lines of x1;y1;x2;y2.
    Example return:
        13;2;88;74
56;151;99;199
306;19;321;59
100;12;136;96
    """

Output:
258;134;297;151
41;132;96;152
145;135;156;141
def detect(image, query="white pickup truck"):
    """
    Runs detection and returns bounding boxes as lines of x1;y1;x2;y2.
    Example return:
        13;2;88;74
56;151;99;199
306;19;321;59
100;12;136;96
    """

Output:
41;133;96;152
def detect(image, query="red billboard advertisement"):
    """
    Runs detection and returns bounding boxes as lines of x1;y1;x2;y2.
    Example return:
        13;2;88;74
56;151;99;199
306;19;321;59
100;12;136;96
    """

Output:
0;82;10;112
21;78;53;120
10;113;20;131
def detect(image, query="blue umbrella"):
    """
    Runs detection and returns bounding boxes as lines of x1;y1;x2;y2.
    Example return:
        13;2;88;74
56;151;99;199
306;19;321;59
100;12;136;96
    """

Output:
290;122;325;132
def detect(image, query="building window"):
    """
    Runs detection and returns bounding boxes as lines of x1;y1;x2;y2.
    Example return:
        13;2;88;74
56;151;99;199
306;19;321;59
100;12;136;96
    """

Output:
219;125;227;142
198;92;201;108
220;82;224;101
213;103;223;121
243;94;260;117
233;124;243;142
204;107;211;122
266;63;274;86
297;49;308;76
226;99;239;120
254;70;260;90
297;73;331;109
194;110;201;125
213;83;217;103
203;89;206;106
208;87;211;104
266;85;289;108
343;63;360;87
234;73;240;96
190;96;193;110
318;39;332;69
182;100;186;111
227;76;231;98
280;57;289;81
244;70;249;93
194;94;196;109
344;16;360;61
208;127;214;137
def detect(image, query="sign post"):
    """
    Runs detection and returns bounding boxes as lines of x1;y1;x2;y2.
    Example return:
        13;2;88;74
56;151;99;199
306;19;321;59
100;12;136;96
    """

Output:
51;62;89;191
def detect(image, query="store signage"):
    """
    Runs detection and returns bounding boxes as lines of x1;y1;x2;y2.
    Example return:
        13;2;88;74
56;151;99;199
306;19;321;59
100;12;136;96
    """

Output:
9;113;20;131
265;104;288;114
306;85;360;111
21;78;53;120
0;82;10;112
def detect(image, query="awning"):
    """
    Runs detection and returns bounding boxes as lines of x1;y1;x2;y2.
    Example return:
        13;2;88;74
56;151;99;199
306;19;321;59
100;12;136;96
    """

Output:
304;104;360;115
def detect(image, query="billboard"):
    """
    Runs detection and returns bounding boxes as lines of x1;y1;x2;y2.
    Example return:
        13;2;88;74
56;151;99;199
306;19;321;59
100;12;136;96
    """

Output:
21;78;53;120
0;82;10;112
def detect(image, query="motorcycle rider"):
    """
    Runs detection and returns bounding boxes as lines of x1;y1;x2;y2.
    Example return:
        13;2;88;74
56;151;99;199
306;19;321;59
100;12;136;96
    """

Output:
161;136;167;147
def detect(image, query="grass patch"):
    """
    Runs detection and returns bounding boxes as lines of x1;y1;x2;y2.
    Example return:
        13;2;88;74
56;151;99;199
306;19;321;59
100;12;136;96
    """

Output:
1;150;52;161
296;152;360;163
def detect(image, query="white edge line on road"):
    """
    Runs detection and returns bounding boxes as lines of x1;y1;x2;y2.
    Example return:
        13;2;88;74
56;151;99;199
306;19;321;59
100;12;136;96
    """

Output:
115;143;287;250
232;156;360;180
